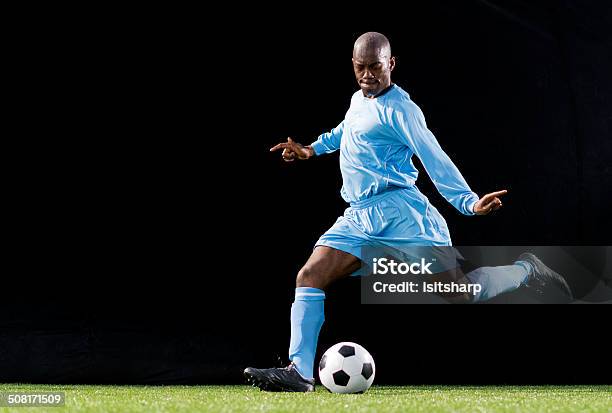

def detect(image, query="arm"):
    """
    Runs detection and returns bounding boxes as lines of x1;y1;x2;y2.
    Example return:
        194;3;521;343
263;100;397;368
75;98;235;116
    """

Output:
392;103;480;215
310;120;345;156
269;121;345;162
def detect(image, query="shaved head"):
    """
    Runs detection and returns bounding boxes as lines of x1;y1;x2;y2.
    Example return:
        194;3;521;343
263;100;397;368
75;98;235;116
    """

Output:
353;32;391;59
352;32;395;98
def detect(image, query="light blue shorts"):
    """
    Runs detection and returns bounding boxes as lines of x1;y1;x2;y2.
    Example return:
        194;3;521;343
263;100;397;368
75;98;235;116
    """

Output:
315;187;458;274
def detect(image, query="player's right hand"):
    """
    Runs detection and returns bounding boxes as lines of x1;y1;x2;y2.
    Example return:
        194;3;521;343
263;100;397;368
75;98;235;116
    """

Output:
270;137;314;162
473;190;507;215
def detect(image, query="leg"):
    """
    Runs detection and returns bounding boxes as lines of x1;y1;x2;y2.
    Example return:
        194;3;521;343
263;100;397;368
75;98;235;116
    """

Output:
463;254;572;302
463;262;531;302
244;246;360;392
289;247;359;379
296;246;361;289
425;261;532;303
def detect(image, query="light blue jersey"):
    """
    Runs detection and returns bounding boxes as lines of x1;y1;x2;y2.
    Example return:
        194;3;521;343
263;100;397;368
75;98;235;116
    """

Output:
311;84;479;215
311;84;479;259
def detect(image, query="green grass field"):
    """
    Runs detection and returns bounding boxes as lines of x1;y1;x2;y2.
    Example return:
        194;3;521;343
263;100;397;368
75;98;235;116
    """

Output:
0;384;610;413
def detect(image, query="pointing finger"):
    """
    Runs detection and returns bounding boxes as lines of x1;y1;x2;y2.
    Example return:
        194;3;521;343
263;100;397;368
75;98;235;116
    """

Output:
480;191;507;204
270;143;289;152
487;190;508;198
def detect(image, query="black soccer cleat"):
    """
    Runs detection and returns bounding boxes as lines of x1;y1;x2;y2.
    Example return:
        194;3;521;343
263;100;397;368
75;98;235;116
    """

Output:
518;253;573;300
243;363;315;392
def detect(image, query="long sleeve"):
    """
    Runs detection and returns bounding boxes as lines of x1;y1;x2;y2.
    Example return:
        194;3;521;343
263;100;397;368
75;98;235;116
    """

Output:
310;121;345;155
392;102;479;216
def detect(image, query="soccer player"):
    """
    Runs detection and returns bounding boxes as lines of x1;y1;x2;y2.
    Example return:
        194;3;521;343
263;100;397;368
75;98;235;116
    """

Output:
244;32;571;392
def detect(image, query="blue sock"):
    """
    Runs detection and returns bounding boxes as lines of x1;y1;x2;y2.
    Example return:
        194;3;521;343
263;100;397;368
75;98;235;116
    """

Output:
465;261;533;302
288;287;325;380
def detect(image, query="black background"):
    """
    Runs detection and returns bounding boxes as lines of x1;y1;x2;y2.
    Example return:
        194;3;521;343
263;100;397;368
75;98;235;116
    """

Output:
3;0;611;384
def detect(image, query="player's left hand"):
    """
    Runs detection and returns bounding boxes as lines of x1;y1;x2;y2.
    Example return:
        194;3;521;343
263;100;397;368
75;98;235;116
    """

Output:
473;190;507;215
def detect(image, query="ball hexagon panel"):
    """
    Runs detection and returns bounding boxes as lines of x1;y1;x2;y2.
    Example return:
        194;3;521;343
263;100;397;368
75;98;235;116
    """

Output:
341;355;363;376
346;375;368;393
319;349;342;373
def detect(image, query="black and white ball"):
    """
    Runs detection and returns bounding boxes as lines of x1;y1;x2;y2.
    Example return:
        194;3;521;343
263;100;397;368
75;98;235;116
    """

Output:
318;342;375;393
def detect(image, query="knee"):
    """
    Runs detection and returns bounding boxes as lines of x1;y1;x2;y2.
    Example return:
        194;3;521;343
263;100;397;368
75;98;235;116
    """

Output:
296;265;325;289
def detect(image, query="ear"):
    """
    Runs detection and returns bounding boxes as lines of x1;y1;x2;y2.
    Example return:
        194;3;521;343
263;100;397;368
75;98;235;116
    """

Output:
389;56;396;71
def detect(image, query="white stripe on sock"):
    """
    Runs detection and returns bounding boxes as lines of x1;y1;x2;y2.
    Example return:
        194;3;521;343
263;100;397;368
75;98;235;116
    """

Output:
295;293;325;297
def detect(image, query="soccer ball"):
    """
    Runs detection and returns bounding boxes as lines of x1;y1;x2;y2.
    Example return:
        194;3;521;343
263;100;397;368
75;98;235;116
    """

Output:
318;342;375;394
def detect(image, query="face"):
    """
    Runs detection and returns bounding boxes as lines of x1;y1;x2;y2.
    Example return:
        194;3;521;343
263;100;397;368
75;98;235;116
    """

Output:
352;47;395;97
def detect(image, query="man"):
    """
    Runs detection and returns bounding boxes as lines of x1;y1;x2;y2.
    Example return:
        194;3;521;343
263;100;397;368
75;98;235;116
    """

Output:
244;32;571;392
